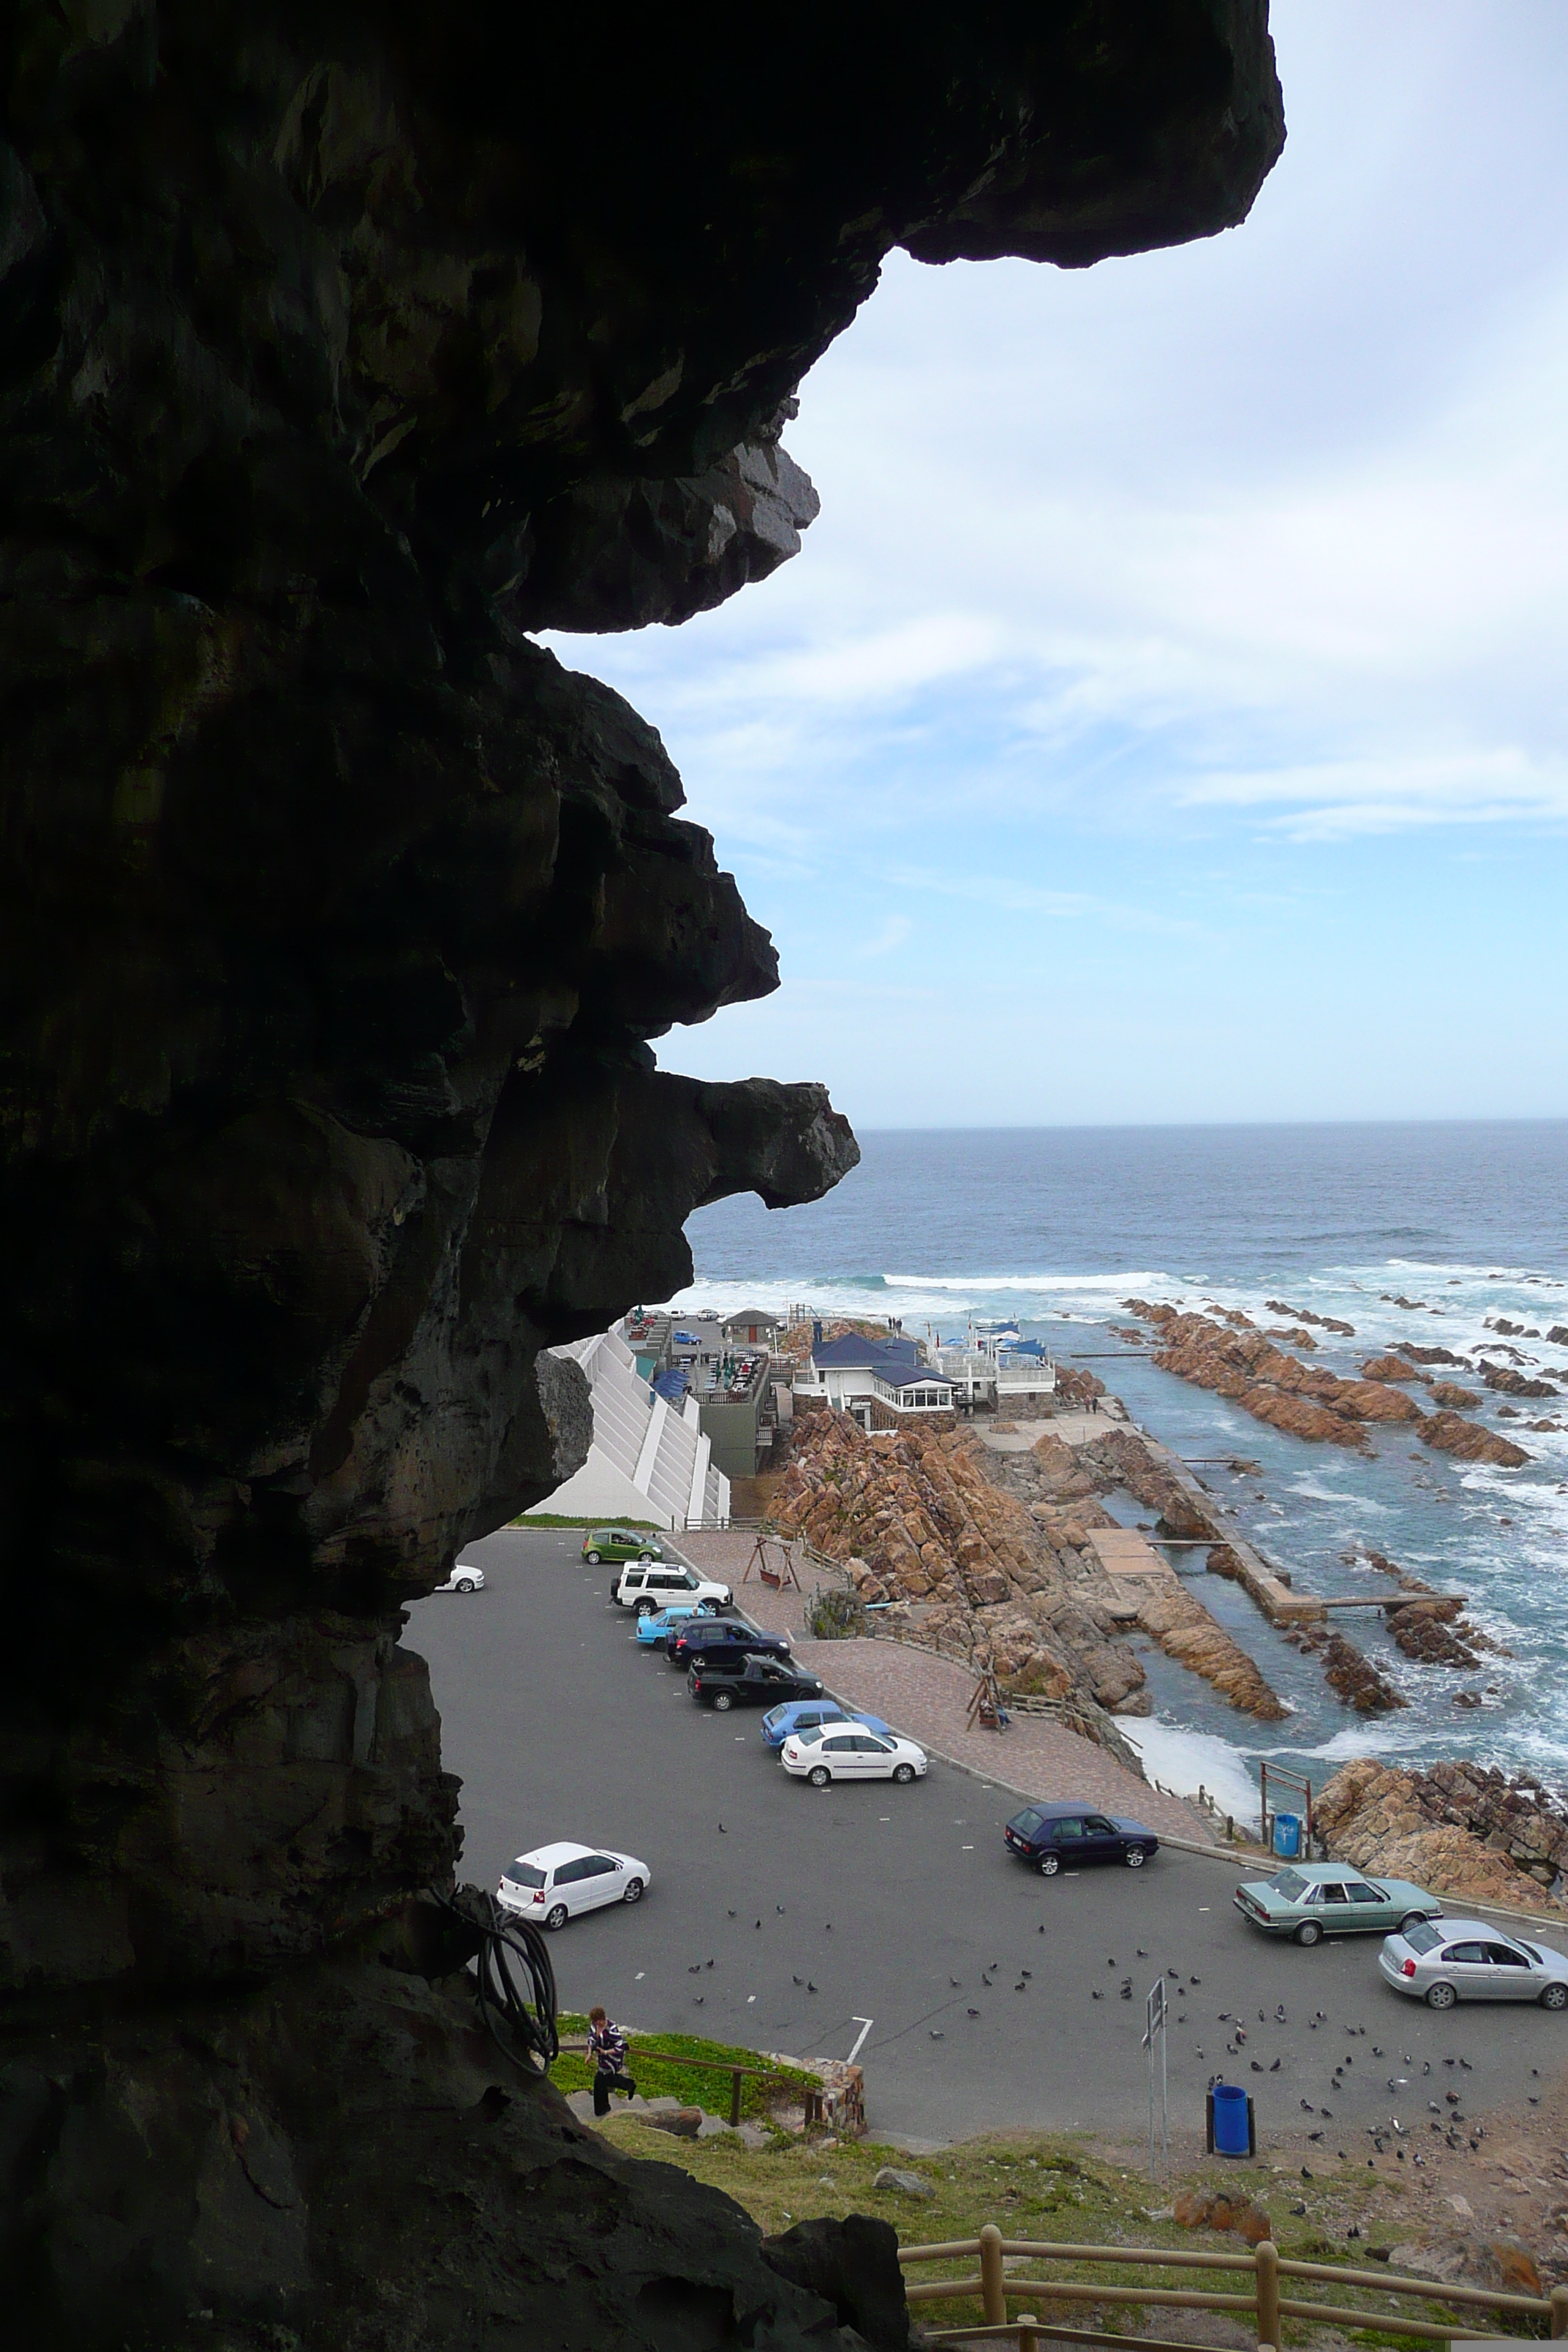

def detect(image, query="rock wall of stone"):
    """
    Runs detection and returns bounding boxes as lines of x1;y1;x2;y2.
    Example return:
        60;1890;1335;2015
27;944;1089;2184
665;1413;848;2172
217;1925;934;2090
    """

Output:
1317;1760;1568;1910
0;0;1283;2340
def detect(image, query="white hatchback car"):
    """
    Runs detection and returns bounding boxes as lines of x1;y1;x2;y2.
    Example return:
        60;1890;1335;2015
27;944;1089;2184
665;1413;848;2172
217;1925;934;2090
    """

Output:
433;1561;486;1593
496;1841;651;1931
781;1728;928;1787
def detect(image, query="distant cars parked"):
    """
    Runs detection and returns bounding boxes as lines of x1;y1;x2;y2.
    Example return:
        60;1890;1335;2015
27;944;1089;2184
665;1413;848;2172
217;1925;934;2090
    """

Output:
1379;1919;1568;2008
613;1560;734;1615
781;1728;928;1787
585;1528;665;1564
666;1618;791;1670
1234;1863;1441;1946
633;1599;726;1645
689;1656;825;1712
760;1702;893;1750
1003;1803;1158;1874
496;1840;650;1931
432;1561;486;1593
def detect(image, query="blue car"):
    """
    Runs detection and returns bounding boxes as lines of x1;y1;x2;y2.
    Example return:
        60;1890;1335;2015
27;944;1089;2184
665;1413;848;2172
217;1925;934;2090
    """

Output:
759;1700;892;1749
634;1600;723;1646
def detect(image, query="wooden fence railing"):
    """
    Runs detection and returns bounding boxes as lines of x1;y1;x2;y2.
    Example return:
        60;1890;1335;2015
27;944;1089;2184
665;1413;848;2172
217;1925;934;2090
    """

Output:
898;2224;1568;2349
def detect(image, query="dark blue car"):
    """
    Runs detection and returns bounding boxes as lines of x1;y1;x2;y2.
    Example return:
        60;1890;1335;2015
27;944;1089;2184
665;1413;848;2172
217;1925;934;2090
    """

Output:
1004;1801;1159;1875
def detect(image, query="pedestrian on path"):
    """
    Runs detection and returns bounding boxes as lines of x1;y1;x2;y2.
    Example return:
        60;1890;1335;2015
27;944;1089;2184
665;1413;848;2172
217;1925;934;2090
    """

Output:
587;2005;638;2117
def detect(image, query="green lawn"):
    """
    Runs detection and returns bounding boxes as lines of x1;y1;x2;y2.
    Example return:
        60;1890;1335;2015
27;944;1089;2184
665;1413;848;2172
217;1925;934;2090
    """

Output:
552;2013;821;2125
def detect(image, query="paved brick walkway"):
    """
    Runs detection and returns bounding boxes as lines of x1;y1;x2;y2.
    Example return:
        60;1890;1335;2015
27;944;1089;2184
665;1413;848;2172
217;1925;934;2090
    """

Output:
676;1532;1211;1844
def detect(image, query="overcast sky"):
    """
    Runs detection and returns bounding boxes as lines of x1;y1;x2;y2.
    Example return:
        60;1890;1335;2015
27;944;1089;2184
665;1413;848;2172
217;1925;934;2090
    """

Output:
548;1;1568;1129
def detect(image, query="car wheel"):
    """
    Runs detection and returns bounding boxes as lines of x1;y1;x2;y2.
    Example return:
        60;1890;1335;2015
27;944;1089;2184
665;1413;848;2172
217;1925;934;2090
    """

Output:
1039;1853;1060;1877
454;1576;476;1592
1294;1920;1323;1947
807;1765;832;1788
892;1763;915;1784
1425;1980;1457;2010
712;1691;734;1712
1539;1981;1568;2010
1124;1845;1147;1869
544;1904;569;1931
638;1550;657;1561
622;1878;644;1906
585;1550;600;1564
635;1597;657;1616
1400;1912;1428;1932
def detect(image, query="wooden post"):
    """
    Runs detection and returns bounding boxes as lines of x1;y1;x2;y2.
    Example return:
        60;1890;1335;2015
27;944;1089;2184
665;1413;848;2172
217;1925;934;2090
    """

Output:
1254;2237;1280;2351
979;2225;1006;2326
1017;2318;1039;2352
1551;2285;1568;2338
729;2068;743;2127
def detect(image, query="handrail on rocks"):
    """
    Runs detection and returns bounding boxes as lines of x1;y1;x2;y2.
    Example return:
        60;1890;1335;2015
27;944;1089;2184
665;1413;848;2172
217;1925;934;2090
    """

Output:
897;2222;1568;2346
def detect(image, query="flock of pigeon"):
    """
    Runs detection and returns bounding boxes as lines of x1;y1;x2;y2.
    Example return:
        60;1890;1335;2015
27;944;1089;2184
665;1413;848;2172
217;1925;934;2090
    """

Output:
683;1843;1541;2157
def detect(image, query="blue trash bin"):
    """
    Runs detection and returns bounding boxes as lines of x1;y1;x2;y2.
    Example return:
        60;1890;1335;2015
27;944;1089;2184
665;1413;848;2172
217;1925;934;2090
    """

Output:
1273;1812;1302;1860
1210;2081;1252;2157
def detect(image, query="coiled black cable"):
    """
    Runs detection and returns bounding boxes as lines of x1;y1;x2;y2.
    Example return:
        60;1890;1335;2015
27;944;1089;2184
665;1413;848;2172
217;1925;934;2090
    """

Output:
427;1883;559;2074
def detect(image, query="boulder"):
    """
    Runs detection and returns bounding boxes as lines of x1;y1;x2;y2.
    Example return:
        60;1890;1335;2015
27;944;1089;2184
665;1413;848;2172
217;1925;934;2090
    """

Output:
872;2167;935;2200
1420;1413;1530;1467
1428;1382;1480;1409
1362;1354;1418;1382
761;2215;911;2352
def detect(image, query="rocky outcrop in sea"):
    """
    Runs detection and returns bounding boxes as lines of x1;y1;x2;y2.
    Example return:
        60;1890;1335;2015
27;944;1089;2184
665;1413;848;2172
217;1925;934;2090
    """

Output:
1122;1301;1531;1464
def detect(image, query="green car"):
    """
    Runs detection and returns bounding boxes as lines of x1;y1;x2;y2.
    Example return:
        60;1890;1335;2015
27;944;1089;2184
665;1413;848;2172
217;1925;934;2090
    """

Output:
1234;1862;1443;1948
581;1526;665;1564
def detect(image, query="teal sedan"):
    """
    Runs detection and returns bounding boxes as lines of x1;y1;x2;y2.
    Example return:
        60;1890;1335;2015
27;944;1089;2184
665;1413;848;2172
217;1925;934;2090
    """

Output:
1234;1862;1443;1947
634;1600;722;1646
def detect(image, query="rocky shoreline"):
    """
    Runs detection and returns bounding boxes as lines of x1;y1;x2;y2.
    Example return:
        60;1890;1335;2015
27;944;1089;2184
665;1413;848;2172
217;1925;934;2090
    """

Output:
1120;1300;1534;1466
1317;1759;1568;1912
767;1353;1568;1915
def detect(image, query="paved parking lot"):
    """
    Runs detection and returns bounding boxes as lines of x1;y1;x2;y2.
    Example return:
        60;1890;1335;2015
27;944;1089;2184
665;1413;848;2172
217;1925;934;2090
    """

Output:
408;1528;1562;2145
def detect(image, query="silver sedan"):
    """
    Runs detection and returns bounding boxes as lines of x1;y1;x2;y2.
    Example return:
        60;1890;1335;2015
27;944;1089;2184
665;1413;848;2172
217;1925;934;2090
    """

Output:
1379;1918;1568;2009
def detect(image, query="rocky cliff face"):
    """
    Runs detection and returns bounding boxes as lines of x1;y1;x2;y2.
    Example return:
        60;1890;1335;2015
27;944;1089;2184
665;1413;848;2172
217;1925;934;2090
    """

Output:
0;2;1283;2340
1318;1760;1568;1909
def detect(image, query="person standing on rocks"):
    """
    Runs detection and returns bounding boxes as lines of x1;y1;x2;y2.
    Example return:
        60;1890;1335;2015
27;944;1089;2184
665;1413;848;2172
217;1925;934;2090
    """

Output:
587;2005;638;2117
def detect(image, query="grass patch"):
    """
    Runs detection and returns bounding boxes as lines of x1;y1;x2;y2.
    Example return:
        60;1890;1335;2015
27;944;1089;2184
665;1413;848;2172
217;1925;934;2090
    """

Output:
551;2014;821;2125
510;1513;663;1530
581;2129;1539;2341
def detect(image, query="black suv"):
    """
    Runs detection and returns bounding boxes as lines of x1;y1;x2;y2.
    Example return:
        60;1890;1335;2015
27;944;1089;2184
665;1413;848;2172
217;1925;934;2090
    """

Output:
1003;1802;1159;1875
666;1618;791;1670
688;1656;824;1712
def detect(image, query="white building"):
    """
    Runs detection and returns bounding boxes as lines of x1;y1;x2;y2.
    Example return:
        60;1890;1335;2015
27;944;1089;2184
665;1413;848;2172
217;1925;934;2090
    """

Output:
792;1329;956;1431
522;1325;730;1529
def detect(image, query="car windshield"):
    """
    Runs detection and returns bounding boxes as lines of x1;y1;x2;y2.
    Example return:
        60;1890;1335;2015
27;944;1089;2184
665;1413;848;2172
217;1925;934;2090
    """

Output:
1269;1869;1308;1899
1012;1811;1045;1834
502;1861;546;1889
1402;1921;1444;1954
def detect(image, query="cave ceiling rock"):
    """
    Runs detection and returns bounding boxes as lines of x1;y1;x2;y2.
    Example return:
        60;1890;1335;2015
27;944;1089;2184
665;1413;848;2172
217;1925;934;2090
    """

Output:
0;4;1284;2340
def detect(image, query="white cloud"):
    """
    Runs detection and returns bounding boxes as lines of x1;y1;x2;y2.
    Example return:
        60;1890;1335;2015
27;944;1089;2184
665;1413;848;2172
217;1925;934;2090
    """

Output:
546;1;1568;1121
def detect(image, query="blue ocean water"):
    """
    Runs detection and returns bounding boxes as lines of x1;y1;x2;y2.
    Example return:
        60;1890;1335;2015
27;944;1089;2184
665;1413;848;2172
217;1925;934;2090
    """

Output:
677;1123;1568;1812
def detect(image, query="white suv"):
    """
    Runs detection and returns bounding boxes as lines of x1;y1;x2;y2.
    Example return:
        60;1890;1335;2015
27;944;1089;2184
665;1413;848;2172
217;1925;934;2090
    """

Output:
612;1560;734;1615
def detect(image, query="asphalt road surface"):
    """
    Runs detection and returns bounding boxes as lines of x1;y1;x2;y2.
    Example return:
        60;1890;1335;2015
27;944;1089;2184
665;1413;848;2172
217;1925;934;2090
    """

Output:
408;1527;1565;2145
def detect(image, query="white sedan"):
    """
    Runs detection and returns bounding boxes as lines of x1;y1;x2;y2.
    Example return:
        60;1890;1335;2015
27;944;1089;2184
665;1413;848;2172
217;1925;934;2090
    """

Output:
781;1727;927;1786
433;1561;486;1593
496;1840;650;1931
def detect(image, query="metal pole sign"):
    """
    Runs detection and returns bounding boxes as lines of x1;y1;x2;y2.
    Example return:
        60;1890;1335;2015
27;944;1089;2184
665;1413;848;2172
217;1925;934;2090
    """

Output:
1142;1977;1169;2179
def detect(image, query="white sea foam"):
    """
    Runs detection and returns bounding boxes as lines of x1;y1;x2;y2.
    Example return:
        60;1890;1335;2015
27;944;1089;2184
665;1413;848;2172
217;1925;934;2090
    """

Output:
1117;1722;1260;1820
